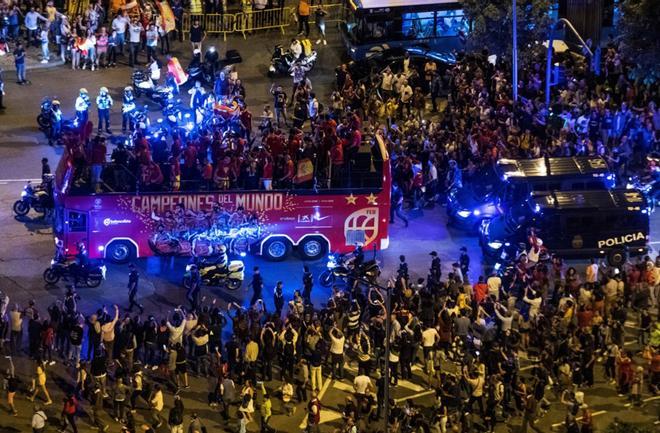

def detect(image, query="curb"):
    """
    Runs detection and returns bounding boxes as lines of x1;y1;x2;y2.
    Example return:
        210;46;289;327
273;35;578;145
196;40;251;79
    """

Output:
0;58;65;73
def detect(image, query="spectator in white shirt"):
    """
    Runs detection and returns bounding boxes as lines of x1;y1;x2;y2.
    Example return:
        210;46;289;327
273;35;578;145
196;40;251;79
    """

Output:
127;18;143;67
111;11;129;54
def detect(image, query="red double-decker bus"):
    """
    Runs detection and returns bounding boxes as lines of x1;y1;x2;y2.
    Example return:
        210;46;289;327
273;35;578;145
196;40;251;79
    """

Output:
53;135;391;263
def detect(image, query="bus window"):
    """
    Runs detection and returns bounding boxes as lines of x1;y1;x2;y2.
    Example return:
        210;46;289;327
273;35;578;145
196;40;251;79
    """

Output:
67;211;87;232
435;9;468;37
402;12;435;39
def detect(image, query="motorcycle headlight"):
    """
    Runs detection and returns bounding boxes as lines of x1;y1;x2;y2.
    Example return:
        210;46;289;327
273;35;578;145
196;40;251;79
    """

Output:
21;190;27;197
456;210;471;218
50;259;55;265
488;241;503;250
186;264;192;272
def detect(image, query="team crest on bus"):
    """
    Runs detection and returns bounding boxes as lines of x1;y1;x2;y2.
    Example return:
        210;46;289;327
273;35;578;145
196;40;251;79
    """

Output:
344;208;379;246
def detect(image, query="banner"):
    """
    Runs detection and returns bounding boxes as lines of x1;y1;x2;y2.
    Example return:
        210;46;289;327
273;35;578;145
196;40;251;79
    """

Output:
156;0;177;33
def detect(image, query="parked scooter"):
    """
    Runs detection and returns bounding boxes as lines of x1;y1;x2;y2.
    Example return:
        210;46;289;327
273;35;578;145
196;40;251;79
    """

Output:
268;43;317;77
182;254;245;290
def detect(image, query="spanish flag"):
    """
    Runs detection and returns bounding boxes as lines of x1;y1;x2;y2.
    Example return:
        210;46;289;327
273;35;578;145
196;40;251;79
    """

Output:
294;158;314;184
156;0;176;33
167;56;188;85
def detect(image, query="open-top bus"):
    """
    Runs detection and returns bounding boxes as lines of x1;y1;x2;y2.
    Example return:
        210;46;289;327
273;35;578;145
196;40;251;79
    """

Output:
53;135;391;263
341;0;468;60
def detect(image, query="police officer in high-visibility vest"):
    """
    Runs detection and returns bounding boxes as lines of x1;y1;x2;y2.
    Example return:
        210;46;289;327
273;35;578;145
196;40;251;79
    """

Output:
48;99;63;146
122;86;136;132
75;88;91;125
96;86;113;133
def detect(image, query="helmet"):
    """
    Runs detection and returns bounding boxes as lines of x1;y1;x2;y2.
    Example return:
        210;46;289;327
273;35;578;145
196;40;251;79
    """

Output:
124;86;133;92
100;86;108;93
52;100;60;105
193;49;201;55
79;88;88;94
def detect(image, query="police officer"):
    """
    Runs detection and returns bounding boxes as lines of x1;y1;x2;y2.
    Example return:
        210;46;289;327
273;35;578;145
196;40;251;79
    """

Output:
127;263;144;314
302;265;313;303
459;246;470;283
96;86;113;133
187;264;201;311
48;100;63;145
273;281;284;316
430;251;441;277
72;242;89;285
249;266;263;306
75;88;91;125
121;86;136;133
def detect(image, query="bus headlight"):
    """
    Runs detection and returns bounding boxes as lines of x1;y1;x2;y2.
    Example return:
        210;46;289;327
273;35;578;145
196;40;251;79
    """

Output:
456;210;471;218
488;241;503;250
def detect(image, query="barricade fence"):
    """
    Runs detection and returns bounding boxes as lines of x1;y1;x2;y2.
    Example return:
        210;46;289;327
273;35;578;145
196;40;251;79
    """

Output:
182;3;347;41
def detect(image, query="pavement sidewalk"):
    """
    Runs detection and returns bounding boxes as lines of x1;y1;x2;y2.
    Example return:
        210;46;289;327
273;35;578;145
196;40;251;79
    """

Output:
0;48;64;73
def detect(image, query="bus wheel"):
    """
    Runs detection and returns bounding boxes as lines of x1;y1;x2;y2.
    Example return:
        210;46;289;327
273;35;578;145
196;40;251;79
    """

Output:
106;240;136;264
298;237;327;261
263;238;290;262
607;249;627;267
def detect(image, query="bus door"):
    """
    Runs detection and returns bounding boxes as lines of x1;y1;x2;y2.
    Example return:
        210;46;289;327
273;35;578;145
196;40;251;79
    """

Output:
64;209;89;256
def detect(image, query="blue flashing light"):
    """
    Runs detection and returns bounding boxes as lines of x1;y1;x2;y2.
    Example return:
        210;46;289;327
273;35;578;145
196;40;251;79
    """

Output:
473;209;481;216
239;252;246;257
533;204;541;213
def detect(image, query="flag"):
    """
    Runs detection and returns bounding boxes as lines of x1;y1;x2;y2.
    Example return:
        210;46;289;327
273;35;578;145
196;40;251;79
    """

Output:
157;0;176;33
294;158;314;184
167;57;188;85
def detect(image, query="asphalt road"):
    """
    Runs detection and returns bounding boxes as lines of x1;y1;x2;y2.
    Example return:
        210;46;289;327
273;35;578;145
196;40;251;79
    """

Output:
0;30;658;433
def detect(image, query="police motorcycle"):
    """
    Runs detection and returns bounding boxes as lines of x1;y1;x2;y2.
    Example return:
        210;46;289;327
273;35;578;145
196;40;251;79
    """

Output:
182;245;245;290
13;174;53;217
131;69;175;107
43;244;106;288
187;47;243;87
318;246;381;288
268;41;317;77
37;98;79;141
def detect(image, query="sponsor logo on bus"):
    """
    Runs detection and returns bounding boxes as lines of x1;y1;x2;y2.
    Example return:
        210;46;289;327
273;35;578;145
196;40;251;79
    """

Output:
103;218;132;226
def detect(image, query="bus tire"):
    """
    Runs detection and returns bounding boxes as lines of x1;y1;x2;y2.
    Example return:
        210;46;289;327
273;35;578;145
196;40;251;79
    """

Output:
298;237;327;261
262;237;291;262
106;240;136;264
607;249;627;267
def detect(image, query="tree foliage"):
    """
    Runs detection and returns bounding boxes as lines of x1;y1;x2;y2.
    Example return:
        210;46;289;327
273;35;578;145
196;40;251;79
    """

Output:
462;0;552;63
616;0;660;82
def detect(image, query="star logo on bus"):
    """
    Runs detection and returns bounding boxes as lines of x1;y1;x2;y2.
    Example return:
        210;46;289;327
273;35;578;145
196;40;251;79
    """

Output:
366;193;378;205
345;194;357;205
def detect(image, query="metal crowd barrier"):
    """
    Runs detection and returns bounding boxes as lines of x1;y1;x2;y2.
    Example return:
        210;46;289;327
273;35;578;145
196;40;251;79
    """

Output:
181;3;347;41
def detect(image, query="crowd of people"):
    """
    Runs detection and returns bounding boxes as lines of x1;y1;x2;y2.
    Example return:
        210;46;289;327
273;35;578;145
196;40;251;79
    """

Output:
1;237;659;433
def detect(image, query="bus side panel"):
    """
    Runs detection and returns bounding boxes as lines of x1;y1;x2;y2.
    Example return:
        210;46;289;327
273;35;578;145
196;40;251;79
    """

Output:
62;190;392;260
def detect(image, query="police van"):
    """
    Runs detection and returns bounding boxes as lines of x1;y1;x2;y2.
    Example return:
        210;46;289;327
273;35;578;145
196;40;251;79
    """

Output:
479;189;650;266
447;156;615;232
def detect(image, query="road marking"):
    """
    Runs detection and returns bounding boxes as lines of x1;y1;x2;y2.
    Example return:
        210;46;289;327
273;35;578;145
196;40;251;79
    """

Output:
551;410;607;428
332;381;354;392
0;178;41;183
624;395;660;407
394;390;435;404
299;376;333;429
398;379;425;392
